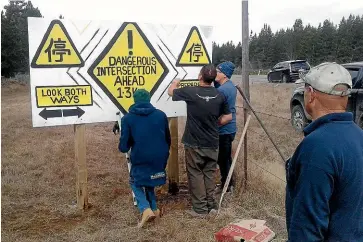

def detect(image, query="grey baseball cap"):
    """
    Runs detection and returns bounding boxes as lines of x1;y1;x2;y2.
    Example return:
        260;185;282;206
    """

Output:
296;62;352;96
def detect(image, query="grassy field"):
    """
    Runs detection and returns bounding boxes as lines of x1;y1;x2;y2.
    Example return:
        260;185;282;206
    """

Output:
1;79;303;241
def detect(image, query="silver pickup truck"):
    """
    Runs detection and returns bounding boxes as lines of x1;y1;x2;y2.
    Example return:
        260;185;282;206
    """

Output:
290;62;363;131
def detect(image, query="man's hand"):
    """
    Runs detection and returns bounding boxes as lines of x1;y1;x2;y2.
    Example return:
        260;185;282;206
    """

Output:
172;79;181;86
218;114;232;126
168;78;181;96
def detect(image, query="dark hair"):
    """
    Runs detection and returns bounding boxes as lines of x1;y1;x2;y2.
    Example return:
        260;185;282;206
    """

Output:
200;64;217;84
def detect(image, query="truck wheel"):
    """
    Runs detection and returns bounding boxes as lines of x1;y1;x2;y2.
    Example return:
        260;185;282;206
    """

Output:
282;74;289;83
291;105;308;132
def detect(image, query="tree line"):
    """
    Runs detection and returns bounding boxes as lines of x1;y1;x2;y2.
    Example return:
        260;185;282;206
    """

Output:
1;1;41;77
213;15;363;70
1;1;63;77
1;1;362;77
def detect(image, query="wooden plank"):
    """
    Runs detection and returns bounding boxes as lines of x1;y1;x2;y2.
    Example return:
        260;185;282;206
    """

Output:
167;117;179;195
74;124;88;210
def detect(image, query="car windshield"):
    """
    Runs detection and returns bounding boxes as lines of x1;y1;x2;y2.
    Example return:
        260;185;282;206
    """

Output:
291;61;310;70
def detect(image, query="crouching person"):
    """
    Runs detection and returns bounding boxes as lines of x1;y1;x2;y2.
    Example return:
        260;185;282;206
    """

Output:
118;89;171;228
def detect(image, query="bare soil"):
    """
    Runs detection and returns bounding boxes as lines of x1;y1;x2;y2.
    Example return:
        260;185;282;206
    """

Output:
1;80;303;241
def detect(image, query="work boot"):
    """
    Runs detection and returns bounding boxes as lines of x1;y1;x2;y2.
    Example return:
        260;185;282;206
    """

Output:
138;208;156;228
227;185;234;194
208;209;218;217
215;184;234;194
185;209;208;218
215;184;223;194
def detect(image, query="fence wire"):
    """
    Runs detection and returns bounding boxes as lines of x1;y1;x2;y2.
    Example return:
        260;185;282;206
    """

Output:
236;105;291;121
234;105;288;184
249;159;286;183
236;129;287;183
247;129;288;152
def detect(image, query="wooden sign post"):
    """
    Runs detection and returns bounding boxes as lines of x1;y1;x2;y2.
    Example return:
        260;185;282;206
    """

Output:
241;0;250;191
74;124;88;209
167;117;179;195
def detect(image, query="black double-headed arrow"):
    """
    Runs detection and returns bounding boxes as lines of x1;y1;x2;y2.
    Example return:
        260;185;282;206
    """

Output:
39;107;85;120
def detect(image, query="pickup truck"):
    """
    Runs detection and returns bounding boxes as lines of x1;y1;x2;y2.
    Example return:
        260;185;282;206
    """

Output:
268;60;310;83
290;62;363;131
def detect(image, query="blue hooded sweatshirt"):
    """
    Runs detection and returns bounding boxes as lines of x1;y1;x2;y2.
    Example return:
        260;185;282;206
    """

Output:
214;61;237;134
214;80;237;134
285;112;363;242
119;102;171;187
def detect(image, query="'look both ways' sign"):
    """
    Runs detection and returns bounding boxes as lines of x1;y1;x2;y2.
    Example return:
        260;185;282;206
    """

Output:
28;18;213;127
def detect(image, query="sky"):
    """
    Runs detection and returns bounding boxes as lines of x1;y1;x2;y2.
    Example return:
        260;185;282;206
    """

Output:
1;0;363;44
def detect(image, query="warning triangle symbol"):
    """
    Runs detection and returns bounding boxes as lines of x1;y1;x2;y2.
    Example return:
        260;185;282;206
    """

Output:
176;26;211;66
31;20;84;68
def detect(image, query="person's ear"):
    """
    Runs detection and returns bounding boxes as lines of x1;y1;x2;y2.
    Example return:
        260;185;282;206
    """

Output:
223;73;228;80
307;86;316;103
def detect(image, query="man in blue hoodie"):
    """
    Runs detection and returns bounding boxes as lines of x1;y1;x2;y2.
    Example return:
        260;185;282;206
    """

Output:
119;89;171;228
214;61;237;192
286;62;363;241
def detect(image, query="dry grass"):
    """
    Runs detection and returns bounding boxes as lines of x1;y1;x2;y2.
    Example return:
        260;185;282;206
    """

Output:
1;80;303;242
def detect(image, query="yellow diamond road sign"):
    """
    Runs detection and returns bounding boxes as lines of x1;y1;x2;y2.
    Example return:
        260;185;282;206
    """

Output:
31;20;84;68
176;26;211;66
88;22;168;114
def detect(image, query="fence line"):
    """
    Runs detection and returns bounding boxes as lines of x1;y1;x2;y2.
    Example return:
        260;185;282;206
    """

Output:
255;111;291;121
233;125;287;183
236;105;291;121
234;103;288;184
248;129;265;138
249;159;286;183
234;110;290;160
248;129;287;149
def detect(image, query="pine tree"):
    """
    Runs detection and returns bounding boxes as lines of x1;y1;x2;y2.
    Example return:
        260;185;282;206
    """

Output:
350;15;363;62
1;1;42;77
214;14;361;69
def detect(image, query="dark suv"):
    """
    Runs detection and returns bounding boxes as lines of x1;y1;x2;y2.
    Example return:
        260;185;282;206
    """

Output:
268;60;310;83
290;62;363;131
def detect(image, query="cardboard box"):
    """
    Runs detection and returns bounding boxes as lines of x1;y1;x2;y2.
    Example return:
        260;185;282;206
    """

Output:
215;219;275;242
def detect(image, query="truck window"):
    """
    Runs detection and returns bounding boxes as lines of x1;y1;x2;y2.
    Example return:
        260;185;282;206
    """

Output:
273;63;282;69
345;68;360;88
282;62;289;69
291;61;310;71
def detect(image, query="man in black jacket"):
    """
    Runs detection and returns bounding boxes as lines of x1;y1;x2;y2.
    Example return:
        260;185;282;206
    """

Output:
168;64;232;216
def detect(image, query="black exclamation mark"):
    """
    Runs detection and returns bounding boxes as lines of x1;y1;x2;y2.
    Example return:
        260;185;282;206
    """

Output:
128;30;133;55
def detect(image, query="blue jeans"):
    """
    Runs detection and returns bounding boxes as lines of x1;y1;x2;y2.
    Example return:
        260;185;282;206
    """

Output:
218;133;236;188
130;183;157;213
